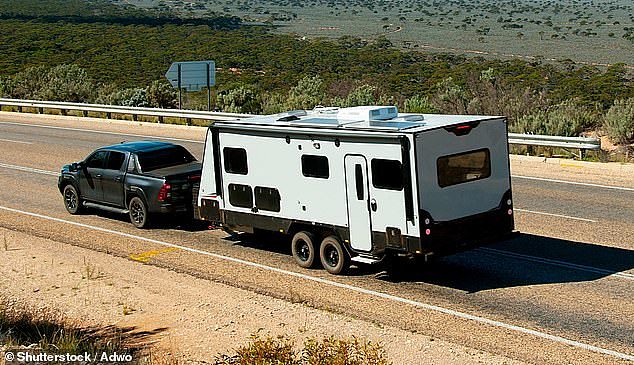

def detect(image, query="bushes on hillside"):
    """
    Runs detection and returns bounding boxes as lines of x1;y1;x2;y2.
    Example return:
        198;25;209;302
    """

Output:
603;98;634;144
511;99;599;136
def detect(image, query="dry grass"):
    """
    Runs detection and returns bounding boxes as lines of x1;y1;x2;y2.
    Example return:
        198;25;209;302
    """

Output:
215;335;391;365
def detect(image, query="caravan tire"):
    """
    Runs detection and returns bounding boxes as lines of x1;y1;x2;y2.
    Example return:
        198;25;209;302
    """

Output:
291;231;317;268
319;236;350;275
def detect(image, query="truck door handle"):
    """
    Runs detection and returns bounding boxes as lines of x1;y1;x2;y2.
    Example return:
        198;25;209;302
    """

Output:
370;198;377;212
114;176;122;182
95;174;102;179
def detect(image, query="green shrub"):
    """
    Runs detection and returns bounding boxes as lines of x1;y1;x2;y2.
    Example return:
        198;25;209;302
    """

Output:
36;64;96;102
216;86;261;114
146;80;177;109
511;99;599;136
286;75;326;110
216;335;391;365
97;87;149;107
403;95;438;113
603;98;634;144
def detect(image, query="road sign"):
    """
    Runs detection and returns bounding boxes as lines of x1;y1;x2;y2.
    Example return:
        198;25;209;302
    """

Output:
165;61;215;92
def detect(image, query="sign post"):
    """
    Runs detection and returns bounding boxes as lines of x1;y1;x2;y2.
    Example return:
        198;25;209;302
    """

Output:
165;60;215;110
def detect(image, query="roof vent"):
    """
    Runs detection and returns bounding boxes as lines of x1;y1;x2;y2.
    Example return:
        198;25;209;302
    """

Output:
275;110;307;122
337;106;398;122
394;115;425;122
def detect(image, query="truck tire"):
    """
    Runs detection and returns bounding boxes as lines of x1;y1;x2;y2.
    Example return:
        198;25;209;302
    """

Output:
291;231;317;268
63;184;83;215
128;196;150;229
319;236;350;275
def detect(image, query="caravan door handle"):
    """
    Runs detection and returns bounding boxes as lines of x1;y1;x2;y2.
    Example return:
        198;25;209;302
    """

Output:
370;198;377;212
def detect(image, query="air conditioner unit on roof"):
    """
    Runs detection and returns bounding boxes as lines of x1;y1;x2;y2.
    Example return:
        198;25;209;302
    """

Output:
337;106;398;122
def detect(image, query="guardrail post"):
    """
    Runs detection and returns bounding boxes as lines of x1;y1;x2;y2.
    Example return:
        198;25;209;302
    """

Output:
82;111;88;117
61;109;67;116
579;149;585;160
132;114;138;121
186;118;192;126
17;106;22;113
106;112;111;119
158;116;164;124
38;107;44;114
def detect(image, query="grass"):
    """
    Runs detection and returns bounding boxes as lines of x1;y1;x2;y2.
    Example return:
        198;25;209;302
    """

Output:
214;335;391;365
0;298;139;355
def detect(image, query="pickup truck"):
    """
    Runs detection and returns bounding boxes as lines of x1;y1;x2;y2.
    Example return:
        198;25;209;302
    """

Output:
58;141;201;228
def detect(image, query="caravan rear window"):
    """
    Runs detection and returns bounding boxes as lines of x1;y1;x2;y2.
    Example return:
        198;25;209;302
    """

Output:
437;149;491;188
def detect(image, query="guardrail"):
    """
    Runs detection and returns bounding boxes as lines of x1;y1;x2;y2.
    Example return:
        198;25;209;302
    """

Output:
0;98;601;156
0;98;253;123
508;133;601;158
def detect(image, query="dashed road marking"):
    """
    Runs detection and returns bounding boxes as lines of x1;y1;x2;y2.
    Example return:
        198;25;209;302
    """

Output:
513;175;634;192
0;138;33;144
514;208;597;223
0;204;632;362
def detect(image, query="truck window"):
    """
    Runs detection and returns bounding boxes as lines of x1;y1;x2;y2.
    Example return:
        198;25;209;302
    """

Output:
105;152;125;171
137;146;196;172
371;159;403;190
255;187;281;212
228;184;253;208
301;155;329;179
224;147;248;175
437;149;491;188
86;151;107;169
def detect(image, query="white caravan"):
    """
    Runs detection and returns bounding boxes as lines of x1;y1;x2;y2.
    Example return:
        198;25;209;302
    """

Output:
196;106;514;274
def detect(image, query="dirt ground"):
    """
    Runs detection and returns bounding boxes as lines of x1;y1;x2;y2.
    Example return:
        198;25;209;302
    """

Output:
0;228;524;365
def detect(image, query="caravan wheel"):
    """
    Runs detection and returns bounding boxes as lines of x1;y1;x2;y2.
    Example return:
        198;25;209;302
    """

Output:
291;231;317;268
319;236;350;275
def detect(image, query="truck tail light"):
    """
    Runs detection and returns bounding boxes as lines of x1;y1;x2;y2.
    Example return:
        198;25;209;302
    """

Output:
190;175;201;182
157;183;172;202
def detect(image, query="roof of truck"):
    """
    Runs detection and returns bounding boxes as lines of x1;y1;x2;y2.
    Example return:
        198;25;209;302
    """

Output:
102;141;177;153
215;106;502;135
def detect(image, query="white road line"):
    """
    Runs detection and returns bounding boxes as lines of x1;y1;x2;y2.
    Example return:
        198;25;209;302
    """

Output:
0;205;632;362
0;163;58;176
479;247;634;282
0;121;204;144
513;175;634;192
514;208;597;223
0;138;33;144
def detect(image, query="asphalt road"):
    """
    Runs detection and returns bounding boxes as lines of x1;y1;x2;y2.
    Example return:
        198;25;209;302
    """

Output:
0;115;632;364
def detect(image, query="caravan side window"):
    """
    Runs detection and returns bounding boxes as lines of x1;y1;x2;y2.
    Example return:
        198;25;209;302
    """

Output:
437;149;491;188
224;147;248;175
301;155;329;179
228;184;253;208
371;159;403;190
255;187;281;212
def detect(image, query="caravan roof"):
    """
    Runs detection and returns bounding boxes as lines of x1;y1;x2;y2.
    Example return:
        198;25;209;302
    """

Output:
215;106;501;135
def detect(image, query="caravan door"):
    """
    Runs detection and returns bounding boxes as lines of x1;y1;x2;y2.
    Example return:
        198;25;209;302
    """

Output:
344;155;372;251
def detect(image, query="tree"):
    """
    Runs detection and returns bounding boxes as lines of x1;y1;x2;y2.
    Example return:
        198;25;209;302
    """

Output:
286;75;325;110
403;95;437;113
36;64;96;102
216;86;261;113
146;80;177;109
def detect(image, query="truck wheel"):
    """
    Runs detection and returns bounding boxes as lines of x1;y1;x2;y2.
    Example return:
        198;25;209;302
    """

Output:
291;231;317;268
63;184;83;215
319;236;350;275
129;197;150;229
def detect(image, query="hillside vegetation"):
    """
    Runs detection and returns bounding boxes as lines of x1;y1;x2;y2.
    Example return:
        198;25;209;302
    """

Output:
0;0;632;144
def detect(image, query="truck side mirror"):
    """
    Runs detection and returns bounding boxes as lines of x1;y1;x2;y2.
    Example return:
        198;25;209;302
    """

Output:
71;162;84;172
